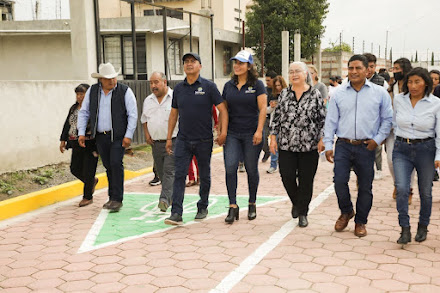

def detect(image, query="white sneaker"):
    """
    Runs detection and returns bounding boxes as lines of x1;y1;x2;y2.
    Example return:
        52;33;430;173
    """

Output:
267;167;277;174
238;162;245;173
374;170;383;180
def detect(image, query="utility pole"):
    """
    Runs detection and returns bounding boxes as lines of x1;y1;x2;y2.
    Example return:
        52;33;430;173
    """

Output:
352;37;355;53
385;30;388;60
362;40;365;53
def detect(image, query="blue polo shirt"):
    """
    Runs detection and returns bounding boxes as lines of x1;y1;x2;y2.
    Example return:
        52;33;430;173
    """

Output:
172;75;223;140
222;79;266;133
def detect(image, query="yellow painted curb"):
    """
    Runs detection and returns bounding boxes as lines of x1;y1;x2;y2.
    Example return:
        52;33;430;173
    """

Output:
0;147;223;221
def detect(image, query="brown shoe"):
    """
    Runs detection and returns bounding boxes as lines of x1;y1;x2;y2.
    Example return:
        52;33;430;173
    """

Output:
103;200;112;209
408;188;413;205
334;210;355;232
354;223;367;237
393;187;397;199
186;180;197;187
109;201;123;212
158;200;169;212
79;198;93;207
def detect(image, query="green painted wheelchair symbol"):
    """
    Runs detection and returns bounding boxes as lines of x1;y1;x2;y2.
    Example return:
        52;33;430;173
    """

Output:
78;193;286;253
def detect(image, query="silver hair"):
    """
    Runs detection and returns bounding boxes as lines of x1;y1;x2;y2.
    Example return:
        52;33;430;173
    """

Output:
289;61;313;86
150;71;167;81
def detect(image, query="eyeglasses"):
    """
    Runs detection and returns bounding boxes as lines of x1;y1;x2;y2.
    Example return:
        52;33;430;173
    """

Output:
289;69;304;75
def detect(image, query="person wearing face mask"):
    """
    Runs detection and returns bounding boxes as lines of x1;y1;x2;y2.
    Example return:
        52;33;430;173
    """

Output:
385;58;415;202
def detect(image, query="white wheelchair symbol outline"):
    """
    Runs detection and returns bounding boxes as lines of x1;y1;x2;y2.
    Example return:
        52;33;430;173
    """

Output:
130;198;219;223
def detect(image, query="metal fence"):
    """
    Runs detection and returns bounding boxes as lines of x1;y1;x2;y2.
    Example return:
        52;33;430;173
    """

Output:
120;79;182;145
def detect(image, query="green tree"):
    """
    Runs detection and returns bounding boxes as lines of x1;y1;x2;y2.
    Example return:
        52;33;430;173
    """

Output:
323;41;352;53
432;52;435;66
246;0;329;74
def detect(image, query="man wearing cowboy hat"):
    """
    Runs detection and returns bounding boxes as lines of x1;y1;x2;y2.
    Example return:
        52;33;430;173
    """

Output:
78;62;138;212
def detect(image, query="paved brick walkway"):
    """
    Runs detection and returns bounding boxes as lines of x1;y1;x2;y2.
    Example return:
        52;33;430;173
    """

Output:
1;150;439;292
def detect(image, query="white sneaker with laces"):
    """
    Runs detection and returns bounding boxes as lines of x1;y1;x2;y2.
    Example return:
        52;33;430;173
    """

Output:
267;167;277;174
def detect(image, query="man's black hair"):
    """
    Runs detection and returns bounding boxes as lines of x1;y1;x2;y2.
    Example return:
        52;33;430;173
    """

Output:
348;54;368;69
265;70;277;79
363;53;377;64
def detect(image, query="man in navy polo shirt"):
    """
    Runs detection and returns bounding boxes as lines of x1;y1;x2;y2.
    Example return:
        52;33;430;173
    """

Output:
164;52;228;225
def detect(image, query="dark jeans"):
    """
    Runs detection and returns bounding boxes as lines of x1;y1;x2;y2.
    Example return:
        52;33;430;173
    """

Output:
278;150;318;216
262;119;270;155
70;140;98;200
171;138;213;215
393;139;435;227
96;134;125;203
333;139;375;224
223;131;263;205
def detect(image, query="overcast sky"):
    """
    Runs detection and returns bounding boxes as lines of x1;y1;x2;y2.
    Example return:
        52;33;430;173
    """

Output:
322;0;439;61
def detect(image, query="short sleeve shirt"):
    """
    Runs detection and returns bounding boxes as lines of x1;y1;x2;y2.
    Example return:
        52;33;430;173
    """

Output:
172;75;223;140
222;79;266;133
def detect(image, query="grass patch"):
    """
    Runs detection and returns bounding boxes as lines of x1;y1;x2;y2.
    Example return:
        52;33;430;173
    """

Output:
132;144;152;153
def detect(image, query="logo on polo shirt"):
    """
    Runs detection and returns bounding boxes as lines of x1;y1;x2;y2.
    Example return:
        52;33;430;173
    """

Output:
245;86;256;94
195;87;205;95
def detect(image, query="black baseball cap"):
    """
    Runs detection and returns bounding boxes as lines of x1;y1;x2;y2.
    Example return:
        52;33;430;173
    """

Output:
182;52;201;64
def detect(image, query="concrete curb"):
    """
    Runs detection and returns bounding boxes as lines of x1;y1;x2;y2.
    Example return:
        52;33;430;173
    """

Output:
0;147;223;221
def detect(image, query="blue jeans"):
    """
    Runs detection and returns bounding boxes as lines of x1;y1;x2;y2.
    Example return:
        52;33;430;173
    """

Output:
393;139;435;227
270;135;279;169
333;139;375;224
224;131;263;204
170;138;213;215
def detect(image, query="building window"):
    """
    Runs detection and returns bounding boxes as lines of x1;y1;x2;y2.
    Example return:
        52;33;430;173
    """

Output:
223;46;232;76
102;35;147;80
144;8;183;20
0;1;14;21
168;38;183;75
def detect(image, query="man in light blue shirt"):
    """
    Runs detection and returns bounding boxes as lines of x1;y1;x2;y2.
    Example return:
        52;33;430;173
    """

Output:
78;63;138;212
323;55;393;237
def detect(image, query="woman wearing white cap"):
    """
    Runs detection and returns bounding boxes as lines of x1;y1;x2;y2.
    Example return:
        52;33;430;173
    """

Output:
221;50;267;224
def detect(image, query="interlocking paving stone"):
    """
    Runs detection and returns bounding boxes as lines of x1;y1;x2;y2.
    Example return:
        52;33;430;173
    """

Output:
0;150;439;291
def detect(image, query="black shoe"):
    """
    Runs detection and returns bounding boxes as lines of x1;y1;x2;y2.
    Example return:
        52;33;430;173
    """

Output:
434;170;439;182
262;153;270;163
164;213;183;225
415;223;428;242
103;200;112;209
225;206;240;224
248;204;256;220
397;226;411;244
298;215;308;227
291;205;299;219
108;201;123;212
149;176;161;186
195;208;208;221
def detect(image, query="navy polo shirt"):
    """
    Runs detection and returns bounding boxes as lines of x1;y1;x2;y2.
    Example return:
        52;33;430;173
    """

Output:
172;75;223;140
222;79;266;133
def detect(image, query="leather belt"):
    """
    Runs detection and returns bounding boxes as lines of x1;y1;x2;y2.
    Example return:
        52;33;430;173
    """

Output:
154;138;176;143
396;136;433;144
97;131;111;135
338;138;368;145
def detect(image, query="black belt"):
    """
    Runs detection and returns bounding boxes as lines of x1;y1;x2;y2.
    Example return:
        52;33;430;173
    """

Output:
154;138;176;143
338;138;369;145
96;131;111;135
396;136;433;144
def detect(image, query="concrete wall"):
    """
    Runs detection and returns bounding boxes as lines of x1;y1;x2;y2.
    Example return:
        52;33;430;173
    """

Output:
0;80;87;174
0;34;73;80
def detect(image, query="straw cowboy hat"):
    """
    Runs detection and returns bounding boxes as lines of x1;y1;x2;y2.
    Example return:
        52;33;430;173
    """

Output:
91;62;121;79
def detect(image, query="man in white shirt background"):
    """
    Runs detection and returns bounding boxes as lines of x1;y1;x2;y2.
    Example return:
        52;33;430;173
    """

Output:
141;72;178;212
